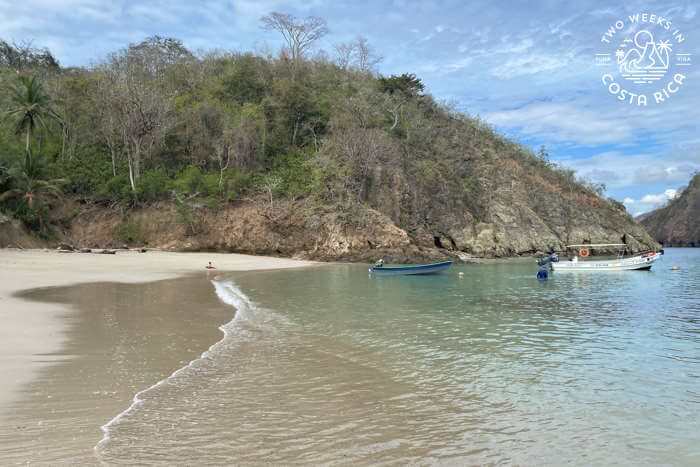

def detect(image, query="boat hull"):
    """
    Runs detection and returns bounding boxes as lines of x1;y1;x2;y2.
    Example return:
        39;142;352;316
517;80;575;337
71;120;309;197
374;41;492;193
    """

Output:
370;261;453;276
552;253;661;272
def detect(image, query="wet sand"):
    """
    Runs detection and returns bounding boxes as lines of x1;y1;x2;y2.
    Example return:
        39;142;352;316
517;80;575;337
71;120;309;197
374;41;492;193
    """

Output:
0;249;313;463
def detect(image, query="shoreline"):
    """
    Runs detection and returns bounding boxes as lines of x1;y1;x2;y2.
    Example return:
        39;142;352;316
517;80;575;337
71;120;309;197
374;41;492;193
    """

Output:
0;249;315;418
95;279;254;455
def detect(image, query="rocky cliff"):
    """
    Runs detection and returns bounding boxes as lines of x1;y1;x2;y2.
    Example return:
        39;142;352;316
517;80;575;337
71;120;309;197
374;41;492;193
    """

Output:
64;189;657;261
641;174;700;246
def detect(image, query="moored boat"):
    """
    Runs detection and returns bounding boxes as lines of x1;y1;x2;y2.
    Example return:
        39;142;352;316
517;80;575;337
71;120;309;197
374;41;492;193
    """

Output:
369;260;453;275
548;244;661;272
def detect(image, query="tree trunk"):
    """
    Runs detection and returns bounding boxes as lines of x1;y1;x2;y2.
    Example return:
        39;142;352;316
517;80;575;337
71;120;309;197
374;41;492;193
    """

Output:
127;156;136;192
218;146;229;189
390;110;399;130
26;127;32;158
111;148;117;177
133;140;141;181
291;116;300;146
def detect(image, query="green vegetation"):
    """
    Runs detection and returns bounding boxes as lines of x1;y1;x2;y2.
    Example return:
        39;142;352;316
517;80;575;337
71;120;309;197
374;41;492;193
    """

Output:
114;217;145;244
0;14;615;240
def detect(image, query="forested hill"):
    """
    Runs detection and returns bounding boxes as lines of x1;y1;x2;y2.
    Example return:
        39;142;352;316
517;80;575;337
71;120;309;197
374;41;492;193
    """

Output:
641;174;700;247
0;25;657;260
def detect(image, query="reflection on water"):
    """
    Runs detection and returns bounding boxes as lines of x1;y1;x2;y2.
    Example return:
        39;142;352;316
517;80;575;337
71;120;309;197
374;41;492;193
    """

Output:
95;249;700;465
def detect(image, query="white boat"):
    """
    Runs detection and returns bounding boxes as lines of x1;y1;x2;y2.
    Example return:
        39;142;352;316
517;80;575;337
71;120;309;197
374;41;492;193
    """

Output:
550;244;662;272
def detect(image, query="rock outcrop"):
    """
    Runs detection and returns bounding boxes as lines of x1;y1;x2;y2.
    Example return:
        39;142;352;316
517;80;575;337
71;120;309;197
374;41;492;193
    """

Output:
641;174;700;246
66;192;657;262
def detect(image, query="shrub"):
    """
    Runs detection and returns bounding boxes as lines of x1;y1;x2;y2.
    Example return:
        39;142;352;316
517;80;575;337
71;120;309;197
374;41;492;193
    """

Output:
219;169;254;201
97;174;134;203
50;148;114;196
173;166;229;202
271;152;315;198
12;203;48;235
136;170;171;201
202;172;221;197
172;166;206;195
174;194;199;235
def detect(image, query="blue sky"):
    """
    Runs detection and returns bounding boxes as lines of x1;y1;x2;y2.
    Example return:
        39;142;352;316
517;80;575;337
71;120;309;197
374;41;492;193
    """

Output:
1;0;698;214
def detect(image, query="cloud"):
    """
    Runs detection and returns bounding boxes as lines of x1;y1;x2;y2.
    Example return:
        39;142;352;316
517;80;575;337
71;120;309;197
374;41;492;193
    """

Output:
484;102;633;145
559;150;700;190
633;165;695;184
624;188;679;215
589;7;619;18
640;193;668;205
586;168;620;183
490;53;570;78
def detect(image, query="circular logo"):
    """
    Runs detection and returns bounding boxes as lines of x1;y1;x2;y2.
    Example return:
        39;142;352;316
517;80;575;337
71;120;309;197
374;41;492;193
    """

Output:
595;13;692;106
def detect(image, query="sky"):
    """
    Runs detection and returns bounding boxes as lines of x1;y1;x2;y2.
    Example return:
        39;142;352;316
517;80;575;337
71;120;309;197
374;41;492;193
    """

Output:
1;0;698;215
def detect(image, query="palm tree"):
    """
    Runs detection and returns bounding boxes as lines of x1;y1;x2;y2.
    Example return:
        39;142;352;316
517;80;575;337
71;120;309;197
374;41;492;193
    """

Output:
5;75;62;165
0;172;63;208
0;158;65;232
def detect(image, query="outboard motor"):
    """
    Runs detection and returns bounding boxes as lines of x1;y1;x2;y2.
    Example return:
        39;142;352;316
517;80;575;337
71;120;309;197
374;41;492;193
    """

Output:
537;252;559;267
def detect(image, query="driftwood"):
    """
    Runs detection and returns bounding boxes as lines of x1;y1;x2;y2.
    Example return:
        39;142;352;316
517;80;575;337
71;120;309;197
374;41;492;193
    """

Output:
91;249;117;255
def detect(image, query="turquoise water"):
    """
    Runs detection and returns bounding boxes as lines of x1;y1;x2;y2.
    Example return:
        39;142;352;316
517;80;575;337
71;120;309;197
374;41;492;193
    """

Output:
99;248;700;465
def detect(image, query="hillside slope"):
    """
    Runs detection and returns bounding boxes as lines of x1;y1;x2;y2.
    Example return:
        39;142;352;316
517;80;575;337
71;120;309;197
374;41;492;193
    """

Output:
0;38;658;259
641;174;700;246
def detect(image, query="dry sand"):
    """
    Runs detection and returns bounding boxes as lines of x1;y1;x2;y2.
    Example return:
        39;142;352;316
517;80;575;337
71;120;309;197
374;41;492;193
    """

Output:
0;249;314;412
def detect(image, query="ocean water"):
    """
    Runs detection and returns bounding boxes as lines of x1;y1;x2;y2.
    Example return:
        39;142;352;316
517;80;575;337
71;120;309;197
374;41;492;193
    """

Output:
94;248;700;465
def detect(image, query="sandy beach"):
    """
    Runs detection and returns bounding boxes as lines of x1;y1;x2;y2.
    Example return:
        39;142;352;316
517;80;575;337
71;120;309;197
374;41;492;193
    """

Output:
0;248;314;455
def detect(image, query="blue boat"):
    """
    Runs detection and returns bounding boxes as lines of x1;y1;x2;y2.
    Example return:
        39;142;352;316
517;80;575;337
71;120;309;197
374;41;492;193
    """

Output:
369;260;453;276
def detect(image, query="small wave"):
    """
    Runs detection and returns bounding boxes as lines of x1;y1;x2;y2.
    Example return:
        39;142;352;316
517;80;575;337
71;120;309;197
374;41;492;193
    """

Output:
94;279;252;455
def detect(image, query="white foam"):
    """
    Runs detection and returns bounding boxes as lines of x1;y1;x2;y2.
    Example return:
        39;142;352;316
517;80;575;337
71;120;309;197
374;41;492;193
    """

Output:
94;280;252;454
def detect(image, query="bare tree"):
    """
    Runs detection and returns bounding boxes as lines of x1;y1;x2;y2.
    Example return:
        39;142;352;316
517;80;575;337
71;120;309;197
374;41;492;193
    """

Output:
261;174;282;208
333;36;382;72
319;128;397;202
260;12;328;62
214;142;231;189
353;36;382;71
212;118;260;188
94;75;123;176
98;51;174;192
121;85;172;192
333;41;354;69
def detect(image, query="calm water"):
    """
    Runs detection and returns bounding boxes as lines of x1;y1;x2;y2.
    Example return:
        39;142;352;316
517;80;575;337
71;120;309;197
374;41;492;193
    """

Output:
91;248;700;465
